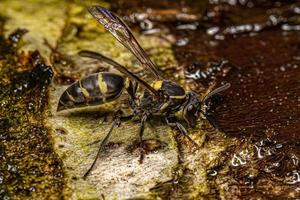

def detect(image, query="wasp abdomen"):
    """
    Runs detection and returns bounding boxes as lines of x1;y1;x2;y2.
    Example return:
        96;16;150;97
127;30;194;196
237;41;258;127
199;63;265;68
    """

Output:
57;72;125;111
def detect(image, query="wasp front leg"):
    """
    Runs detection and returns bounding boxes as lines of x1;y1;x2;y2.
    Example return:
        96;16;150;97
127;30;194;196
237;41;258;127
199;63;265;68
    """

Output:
165;117;199;148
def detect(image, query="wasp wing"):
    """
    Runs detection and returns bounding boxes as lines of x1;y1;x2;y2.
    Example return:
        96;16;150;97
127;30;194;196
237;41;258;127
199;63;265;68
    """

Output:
88;6;162;79
79;50;159;97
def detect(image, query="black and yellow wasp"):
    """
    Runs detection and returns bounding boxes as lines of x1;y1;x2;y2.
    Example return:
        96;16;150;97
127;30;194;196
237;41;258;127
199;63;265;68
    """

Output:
57;6;231;178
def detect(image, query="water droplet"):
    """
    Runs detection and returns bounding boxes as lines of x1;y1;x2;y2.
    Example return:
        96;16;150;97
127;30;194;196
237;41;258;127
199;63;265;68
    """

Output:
281;24;300;31
207;170;218;177
254;145;264;159
291;154;299;166
206;27;220;35
280;66;286;72
140;19;153;30
176;23;198;30
231;153;247;166
294;6;300;14
28;102;34;111
176;38;189;46
7;164;17;172
286;170;300;184
200;72;207;78
214;34;225;40
186;69;201;80
143;28;160;35
263;165;275;173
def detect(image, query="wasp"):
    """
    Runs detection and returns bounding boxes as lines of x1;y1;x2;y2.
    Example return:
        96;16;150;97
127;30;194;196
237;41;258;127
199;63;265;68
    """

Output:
57;6;231;178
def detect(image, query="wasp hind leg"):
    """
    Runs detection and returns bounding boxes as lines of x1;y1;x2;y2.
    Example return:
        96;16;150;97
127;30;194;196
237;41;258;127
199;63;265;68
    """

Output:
83;115;121;179
83;111;135;178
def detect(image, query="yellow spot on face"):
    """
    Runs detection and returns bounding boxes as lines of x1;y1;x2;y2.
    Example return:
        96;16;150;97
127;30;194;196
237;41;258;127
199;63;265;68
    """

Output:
175;109;183;119
79;81;90;98
98;74;108;94
151;80;163;91
66;91;75;102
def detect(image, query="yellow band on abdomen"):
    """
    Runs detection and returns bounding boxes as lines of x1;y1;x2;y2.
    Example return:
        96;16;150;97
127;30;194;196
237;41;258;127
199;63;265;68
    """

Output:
98;74;108;94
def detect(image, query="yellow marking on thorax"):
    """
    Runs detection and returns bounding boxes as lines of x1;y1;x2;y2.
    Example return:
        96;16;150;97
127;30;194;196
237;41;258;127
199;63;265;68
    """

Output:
79;80;90;98
98;74;108;94
160;102;170;112
151;80;163;91
169;94;186;99
66;91;75;102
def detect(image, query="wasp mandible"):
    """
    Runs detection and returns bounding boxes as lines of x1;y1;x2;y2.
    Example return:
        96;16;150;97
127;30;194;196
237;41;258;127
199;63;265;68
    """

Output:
57;6;231;178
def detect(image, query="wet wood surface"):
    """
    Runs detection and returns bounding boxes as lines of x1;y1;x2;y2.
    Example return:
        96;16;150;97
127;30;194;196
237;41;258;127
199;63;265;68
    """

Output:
0;0;299;199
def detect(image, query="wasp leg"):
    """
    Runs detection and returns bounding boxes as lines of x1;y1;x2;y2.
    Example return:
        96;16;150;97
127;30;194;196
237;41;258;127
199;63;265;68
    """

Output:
165;117;199;148
87;138;102;146
83;116;121;179
138;114;149;164
125;80;139;111
87;115;132;147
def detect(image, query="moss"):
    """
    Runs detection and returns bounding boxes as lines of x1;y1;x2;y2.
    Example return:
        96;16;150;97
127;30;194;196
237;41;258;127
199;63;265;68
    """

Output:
0;29;64;199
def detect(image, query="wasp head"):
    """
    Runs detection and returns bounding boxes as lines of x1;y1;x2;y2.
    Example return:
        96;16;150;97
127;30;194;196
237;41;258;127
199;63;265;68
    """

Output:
182;92;201;128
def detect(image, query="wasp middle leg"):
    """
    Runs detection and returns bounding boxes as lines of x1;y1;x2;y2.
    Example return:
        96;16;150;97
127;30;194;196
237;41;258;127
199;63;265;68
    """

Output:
138;113;150;164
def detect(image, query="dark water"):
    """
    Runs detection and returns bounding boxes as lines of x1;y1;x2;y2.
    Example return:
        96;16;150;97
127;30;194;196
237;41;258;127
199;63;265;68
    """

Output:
110;0;300;198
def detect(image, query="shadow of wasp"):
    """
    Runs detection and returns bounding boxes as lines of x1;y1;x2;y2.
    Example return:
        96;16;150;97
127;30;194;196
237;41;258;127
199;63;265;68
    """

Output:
57;6;231;178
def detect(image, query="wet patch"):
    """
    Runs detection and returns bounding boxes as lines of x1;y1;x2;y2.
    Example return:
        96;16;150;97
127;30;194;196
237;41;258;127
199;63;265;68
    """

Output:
112;0;300;199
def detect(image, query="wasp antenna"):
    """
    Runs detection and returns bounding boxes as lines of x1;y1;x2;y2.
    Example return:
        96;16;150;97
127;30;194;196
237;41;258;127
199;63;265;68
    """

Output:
78;50;115;66
202;83;231;103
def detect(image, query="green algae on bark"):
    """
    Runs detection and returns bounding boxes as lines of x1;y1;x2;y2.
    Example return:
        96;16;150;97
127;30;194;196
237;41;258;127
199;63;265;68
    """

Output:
0;30;64;199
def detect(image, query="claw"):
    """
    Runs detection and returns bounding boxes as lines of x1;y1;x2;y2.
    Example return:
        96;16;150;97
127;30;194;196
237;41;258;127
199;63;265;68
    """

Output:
87;139;102;146
138;141;146;164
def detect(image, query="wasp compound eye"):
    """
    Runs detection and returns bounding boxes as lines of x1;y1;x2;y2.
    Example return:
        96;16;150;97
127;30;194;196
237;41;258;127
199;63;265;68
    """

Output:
187;105;194;111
